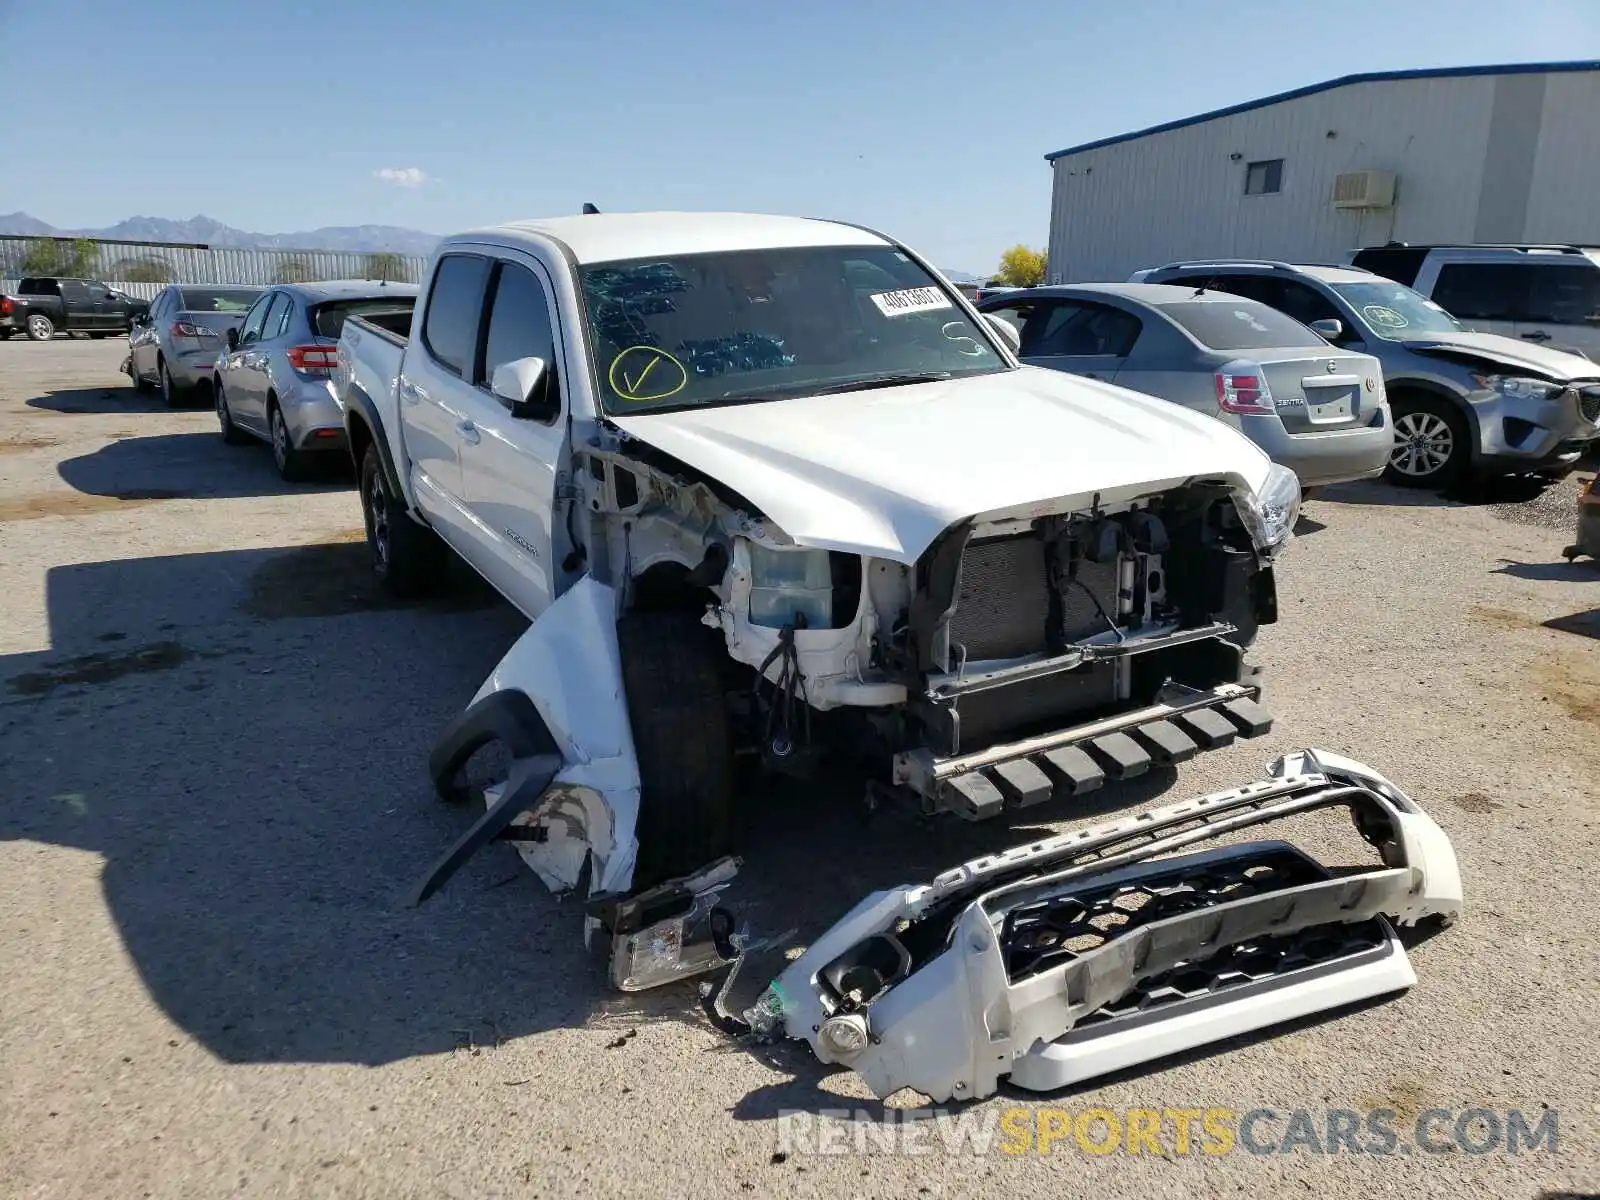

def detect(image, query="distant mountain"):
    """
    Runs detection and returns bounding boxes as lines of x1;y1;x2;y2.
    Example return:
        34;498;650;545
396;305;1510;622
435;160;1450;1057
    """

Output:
0;212;440;257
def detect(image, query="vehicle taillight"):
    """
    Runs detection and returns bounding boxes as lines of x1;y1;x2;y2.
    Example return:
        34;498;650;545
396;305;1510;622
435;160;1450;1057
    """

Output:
170;321;211;338
1;297;12;315
1214;361;1275;415
287;344;338;374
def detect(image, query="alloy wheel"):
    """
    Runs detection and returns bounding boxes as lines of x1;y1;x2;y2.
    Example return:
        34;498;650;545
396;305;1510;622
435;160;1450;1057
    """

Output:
271;408;288;471
365;471;391;570
1390;411;1454;478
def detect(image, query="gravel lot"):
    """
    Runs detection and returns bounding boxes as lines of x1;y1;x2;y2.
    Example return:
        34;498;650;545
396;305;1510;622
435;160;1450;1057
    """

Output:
1;338;1596;1199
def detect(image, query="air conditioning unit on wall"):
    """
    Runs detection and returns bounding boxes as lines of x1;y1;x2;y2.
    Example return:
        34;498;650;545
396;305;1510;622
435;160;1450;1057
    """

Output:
1332;170;1396;209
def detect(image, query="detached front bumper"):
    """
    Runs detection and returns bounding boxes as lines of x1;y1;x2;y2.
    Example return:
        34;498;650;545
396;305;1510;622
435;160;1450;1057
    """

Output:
756;749;1462;1102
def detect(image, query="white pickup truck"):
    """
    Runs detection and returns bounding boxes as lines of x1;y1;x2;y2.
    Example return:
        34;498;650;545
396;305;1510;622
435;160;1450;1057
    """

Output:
334;210;1315;981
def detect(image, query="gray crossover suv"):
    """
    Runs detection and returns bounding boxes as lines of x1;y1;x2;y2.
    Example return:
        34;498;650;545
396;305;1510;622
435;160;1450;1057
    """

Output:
979;283;1392;488
1138;261;1600;488
214;280;418;480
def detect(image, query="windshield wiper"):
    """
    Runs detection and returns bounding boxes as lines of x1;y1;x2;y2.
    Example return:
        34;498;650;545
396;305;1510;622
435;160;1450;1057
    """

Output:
808;371;954;396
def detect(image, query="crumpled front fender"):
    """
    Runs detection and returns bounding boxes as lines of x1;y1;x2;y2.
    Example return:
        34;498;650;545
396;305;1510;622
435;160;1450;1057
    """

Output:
418;577;643;900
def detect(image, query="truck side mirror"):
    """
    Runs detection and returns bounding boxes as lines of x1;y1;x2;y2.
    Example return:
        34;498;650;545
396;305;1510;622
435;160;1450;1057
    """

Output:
1309;318;1344;341
982;313;1022;355
491;356;552;419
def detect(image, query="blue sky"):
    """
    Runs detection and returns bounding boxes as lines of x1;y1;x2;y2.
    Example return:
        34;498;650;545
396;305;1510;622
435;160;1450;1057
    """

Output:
2;0;1598;274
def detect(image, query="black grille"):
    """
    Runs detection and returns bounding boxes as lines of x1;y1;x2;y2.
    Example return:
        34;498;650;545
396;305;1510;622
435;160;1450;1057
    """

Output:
1074;920;1390;1029
948;535;1119;661
1000;847;1328;982
1579;386;1600;424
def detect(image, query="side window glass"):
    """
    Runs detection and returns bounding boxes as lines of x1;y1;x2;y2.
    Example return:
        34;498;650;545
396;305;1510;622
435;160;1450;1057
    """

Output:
1085;307;1142;356
422;254;491;377
60;280;89;305
983;303;1032;337
1275;281;1340;325
272;296;297;339
1524;265;1600;325
1431;264;1527;321
479;261;561;417
1206;275;1279;307
87;283;109;303
239;294;272;344
259;294;290;342
1024;302;1085;355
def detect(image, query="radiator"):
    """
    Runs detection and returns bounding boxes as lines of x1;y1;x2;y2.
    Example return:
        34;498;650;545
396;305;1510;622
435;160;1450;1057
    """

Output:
948;535;1121;661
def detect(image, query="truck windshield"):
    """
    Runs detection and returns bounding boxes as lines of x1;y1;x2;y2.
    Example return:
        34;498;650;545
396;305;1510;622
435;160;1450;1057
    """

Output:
1330;281;1463;341
578;246;1006;413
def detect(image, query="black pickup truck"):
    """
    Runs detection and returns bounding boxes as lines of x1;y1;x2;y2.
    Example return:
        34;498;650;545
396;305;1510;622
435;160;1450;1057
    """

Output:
0;277;148;341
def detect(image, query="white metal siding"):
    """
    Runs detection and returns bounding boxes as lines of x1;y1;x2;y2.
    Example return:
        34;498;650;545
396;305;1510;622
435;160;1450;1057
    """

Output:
1049;75;1513;282
1523;72;1600;241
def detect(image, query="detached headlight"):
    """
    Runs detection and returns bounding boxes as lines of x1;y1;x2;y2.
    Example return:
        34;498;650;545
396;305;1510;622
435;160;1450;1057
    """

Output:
1471;374;1565;401
746;542;833;630
1239;463;1301;553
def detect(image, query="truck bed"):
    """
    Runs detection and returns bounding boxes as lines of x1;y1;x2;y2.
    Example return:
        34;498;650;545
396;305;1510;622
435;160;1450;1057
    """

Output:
351;310;412;341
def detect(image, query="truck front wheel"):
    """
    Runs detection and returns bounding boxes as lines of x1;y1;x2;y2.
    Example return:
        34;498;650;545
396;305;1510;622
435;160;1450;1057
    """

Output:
617;609;736;887
360;444;448;596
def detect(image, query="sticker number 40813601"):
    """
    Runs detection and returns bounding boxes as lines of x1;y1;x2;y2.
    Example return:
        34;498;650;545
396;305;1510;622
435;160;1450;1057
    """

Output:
870;287;954;318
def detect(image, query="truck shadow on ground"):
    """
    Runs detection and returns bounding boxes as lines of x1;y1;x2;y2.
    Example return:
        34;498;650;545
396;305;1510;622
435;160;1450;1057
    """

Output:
27;384;173;416
0;543;1200;1069
57;430;349;500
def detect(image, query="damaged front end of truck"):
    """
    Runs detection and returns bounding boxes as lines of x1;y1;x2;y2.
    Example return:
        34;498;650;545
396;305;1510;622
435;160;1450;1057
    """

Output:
405;404;1308;993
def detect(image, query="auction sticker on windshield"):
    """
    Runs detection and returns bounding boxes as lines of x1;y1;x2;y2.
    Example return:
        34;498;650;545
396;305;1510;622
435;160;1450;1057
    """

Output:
871;287;953;318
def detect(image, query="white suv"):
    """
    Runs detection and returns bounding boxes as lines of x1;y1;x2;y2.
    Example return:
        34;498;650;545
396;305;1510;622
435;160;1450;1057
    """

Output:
1349;243;1600;361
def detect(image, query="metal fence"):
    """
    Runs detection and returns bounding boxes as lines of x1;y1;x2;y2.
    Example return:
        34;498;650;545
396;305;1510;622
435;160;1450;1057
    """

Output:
0;233;429;294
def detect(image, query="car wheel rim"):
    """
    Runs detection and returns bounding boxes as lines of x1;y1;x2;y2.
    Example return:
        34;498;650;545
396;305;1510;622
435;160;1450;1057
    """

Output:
1391;411;1453;477
271;411;287;469
366;473;390;568
160;365;170;401
29;316;49;338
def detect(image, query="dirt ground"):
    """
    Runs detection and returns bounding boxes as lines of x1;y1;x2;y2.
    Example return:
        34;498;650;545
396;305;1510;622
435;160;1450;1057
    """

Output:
1;338;1596;1199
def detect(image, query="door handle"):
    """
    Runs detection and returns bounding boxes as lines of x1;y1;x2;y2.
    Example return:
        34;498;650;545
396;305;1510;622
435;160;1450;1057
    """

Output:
1522;330;1552;342
457;420;481;445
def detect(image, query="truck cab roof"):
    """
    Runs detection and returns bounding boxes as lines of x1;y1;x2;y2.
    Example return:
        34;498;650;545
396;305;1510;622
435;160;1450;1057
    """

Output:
458;211;889;265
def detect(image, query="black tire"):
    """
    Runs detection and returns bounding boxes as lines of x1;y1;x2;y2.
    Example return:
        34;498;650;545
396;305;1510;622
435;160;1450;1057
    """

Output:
617;609;736;886
89;332;110;340
360;444;447;596
268;398;309;482
215;379;250;445
26;313;54;341
1385;392;1469;489
158;357;184;408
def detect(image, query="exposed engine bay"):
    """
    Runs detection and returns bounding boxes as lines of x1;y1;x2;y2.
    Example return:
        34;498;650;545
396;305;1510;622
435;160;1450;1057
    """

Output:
577;437;1287;820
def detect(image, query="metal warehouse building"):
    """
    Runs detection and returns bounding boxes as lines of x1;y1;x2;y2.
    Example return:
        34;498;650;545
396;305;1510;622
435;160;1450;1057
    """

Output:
1045;60;1600;283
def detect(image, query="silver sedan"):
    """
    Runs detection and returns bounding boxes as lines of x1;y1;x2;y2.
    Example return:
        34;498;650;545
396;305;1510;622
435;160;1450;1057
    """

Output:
213;280;418;480
128;285;263;404
979;283;1394;488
